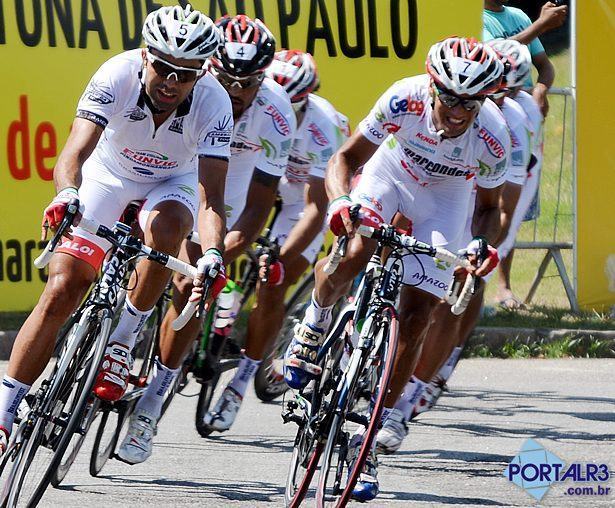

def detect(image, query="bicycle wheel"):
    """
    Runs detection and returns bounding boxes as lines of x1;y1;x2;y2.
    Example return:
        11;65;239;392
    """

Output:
317;307;399;508
194;359;239;437
3;307;112;508
254;273;315;402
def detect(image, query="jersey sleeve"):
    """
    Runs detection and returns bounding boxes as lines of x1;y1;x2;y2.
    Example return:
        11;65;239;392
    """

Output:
507;120;531;186
76;59;121;128
255;100;296;177
197;93;234;160
358;79;422;145
475;115;512;189
306;117;341;179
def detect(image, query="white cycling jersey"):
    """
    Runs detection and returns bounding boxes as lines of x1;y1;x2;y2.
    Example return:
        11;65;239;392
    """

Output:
225;77;296;227
272;94;348;263
514;90;543;159
500;97;531;186
76;49;233;182
359;74;510;190
352;74;511;298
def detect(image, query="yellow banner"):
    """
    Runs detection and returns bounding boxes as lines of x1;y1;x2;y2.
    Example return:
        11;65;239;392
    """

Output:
576;0;615;311
0;0;481;311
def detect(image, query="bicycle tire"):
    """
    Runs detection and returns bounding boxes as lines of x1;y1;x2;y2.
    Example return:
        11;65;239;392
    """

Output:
5;309;112;508
337;307;399;507
254;273;315;402
194;358;239;437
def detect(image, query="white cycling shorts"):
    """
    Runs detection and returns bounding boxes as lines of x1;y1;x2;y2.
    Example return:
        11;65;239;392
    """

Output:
350;149;472;299
58;159;198;270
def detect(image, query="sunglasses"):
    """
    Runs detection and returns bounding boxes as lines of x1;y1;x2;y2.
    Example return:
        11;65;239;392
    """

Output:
146;51;205;83
433;84;485;113
211;67;265;90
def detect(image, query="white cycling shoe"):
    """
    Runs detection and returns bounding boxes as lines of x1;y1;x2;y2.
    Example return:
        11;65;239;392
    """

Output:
202;386;243;432
117;409;157;464
376;408;408;455
414;376;446;417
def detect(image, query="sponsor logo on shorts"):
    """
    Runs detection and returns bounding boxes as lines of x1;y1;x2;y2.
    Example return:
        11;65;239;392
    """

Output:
389;95;424;116
60;240;96;256
478;126;505;159
412;272;448;290
265;104;291;135
121;148;178;169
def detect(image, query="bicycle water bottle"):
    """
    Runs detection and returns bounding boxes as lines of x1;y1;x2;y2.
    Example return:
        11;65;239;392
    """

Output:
213;280;243;335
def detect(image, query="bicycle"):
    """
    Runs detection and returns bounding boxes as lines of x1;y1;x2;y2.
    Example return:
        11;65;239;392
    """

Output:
282;222;474;507
172;234;281;437
0;200;199;508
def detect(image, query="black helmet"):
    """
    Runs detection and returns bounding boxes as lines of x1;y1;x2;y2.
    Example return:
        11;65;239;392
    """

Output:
210;15;276;77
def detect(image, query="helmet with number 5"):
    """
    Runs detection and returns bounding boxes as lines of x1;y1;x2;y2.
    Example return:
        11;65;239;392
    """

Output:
426;37;503;97
488;39;532;89
210;15;276;77
142;4;222;61
266;50;319;104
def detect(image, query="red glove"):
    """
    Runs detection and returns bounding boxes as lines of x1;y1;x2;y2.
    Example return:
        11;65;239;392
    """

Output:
265;259;285;286
41;187;79;239
463;237;499;276
190;248;227;302
326;195;354;236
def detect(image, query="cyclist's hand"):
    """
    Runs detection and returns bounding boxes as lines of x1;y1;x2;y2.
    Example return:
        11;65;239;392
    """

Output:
327;195;357;237
460;237;499;277
259;254;285;286
190;248;227;304
41;187;80;241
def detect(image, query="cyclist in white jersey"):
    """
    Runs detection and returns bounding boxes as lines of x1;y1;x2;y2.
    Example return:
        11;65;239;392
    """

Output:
377;40;534;458
0;5;231;454
202;50;349;433
117;15;296;464
282;37;509;501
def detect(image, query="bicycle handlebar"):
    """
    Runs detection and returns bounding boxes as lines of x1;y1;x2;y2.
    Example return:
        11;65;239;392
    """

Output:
323;224;476;314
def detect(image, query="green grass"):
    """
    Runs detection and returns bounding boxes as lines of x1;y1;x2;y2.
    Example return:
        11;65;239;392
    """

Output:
485;50;575;309
479;305;613;331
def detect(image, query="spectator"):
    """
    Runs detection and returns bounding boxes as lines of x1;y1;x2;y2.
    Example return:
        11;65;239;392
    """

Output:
483;0;567;117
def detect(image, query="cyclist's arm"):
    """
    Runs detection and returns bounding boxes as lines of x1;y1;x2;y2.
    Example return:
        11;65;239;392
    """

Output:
197;156;228;255
325;131;378;200
279;176;328;264
495;182;523;247
224;169;280;263
53;118;104;192
472;185;503;245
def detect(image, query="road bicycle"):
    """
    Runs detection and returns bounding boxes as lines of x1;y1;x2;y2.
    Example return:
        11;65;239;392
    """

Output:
283;222;473;507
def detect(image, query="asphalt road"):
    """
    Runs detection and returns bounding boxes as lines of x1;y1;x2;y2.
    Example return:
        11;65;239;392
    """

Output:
2;359;614;507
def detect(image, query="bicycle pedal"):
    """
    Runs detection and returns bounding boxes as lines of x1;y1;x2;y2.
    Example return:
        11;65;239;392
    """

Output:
281;411;304;426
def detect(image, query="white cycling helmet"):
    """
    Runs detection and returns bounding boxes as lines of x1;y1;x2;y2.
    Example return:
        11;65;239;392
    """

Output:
142;4;222;61
427;37;503;97
266;50;319;104
488;39;532;89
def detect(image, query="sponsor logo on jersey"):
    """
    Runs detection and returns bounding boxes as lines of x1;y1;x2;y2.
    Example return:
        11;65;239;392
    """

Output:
367;125;384;139
84;82;114;105
389;95;424;116
280;139;292;157
402;147;474;180
358;193;383;211
383;122;401;133
321;147;333;160
412;272;448;290
416;132;438;146
133;167;154;176
231;139;262;154
205;115;232;146
265;104;291;136
169;116;184;134
260;137;277;158
444;146;464;162
121;148;178;169
374;109;386;122
307;122;329;146
478;126;505;159
124;107;147;122
177;184;196;197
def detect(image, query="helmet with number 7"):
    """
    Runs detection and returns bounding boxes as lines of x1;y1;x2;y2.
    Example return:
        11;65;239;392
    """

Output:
142;4;222;61
210;15;276;77
488;39;532;89
266;50;319;104
426;37;504;97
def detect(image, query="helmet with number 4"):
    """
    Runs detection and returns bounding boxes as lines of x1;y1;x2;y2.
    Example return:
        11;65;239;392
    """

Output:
426;37;503;97
210;15;276;77
488;39;532;89
266;50;319;103
142;4;221;60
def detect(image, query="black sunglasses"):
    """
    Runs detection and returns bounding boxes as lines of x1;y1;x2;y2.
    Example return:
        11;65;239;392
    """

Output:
433;84;485;113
